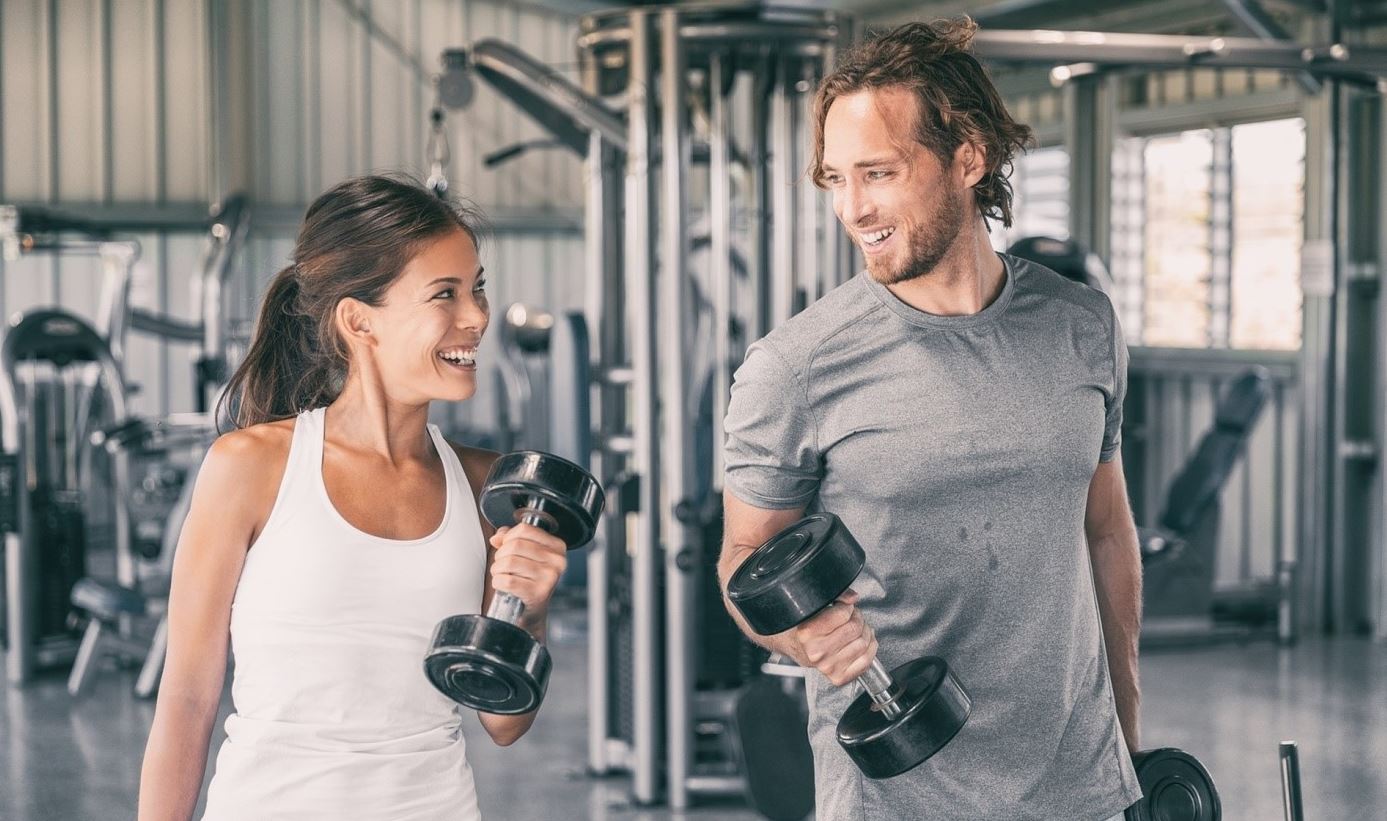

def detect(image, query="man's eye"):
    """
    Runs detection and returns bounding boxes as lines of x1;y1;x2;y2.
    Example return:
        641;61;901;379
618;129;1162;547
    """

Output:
867;170;891;180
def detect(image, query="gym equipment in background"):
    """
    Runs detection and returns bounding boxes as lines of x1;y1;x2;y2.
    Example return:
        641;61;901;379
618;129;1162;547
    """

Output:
0;197;248;686
1139;369;1274;644
1007;235;1117;297
65;415;214;698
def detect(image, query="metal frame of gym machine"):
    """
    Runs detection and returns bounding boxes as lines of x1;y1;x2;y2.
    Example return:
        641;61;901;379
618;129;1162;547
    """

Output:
0;197;251;684
437;2;854;807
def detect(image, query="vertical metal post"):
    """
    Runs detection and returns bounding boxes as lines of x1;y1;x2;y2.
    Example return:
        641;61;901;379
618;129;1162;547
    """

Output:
1274;383;1295;643
770;57;795;327
1;365;29;684
798;61;820;308
1209;127;1232;349
1297;55;1336;635
658;9;696;809
1064;75;1114;263
709;52;732;487
749;54;772;343
584;131;611;774
816;28;852;289
206;0;229;203
624;11;662;805
1328;79;1354;633
1375;95;1387;640
1279;741;1305;821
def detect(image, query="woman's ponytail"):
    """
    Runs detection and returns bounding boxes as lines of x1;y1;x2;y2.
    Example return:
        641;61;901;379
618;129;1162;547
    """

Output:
218;265;338;429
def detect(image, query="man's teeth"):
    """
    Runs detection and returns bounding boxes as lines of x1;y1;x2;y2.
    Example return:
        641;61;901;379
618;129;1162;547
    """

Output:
438;348;476;365
862;227;896;246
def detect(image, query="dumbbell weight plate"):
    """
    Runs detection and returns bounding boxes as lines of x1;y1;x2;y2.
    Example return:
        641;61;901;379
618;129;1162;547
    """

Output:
424;614;551;715
480;451;605;548
1125;748;1221;821
837;656;972;779
727;513;866;636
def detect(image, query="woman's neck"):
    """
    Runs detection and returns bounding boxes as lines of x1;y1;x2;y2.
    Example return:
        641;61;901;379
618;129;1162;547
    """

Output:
325;378;433;465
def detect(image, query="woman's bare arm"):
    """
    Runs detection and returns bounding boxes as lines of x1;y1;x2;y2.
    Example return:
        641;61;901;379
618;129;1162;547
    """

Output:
138;425;289;821
451;445;564;746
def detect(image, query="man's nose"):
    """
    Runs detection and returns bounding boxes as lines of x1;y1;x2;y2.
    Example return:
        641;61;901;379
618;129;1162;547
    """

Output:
838;182;874;228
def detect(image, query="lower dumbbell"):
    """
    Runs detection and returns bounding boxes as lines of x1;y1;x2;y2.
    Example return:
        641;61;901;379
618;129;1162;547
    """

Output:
1125;747;1221;821
424;451;604;714
726;513;971;778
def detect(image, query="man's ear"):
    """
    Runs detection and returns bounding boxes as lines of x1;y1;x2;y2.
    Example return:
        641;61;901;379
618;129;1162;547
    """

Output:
335;298;376;348
956;141;989;189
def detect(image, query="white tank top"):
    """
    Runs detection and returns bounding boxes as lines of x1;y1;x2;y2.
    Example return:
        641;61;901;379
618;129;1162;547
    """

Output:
202;408;486;821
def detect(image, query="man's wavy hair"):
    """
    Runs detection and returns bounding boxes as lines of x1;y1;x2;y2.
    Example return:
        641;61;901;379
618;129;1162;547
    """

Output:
810;18;1034;228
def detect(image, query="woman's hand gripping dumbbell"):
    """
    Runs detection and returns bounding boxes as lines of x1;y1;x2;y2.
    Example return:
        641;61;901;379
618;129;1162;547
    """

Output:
424;451;604;714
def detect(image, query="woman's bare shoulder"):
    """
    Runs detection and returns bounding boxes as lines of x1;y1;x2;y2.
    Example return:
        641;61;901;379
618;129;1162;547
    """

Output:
206;418;296;469
197;419;297;512
443;440;501;494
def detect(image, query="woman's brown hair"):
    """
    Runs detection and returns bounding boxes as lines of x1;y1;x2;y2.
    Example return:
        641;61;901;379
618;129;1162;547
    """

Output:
810;18;1034;228
219;174;485;429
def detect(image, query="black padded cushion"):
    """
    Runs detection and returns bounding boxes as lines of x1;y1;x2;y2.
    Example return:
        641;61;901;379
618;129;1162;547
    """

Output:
1006;235;1115;295
735;677;815;821
1158;369;1272;534
1214;368;1271;432
70;577;149;620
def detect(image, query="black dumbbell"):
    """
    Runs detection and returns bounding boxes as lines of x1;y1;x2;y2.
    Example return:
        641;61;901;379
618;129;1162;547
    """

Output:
1125;748;1221;821
726;513;971;778
424;451;604;714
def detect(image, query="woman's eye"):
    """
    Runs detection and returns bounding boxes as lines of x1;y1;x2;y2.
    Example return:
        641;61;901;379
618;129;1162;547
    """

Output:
473;279;488;293
434;288;455;300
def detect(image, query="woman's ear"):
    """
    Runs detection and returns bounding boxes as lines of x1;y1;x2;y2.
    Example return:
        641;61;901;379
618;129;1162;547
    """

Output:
335;298;376;349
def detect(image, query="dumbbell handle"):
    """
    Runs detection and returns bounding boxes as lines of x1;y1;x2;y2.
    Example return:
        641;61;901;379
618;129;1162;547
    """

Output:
483;504;552;625
858;657;904;720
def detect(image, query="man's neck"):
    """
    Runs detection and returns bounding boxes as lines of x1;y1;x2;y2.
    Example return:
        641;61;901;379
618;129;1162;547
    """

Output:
884;217;1006;317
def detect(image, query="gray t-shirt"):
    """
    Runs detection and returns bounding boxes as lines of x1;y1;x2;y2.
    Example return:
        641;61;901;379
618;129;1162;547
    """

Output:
723;256;1141;820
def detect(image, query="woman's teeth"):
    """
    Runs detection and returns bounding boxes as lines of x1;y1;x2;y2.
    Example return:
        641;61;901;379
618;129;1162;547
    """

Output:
437;348;476;366
862;227;896;246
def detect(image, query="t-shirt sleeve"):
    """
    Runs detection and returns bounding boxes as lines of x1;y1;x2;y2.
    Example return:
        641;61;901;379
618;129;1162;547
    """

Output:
1100;295;1129;463
722;341;822;509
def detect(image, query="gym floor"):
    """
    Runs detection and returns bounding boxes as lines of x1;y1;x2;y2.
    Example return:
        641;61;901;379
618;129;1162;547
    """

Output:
2;605;1384;821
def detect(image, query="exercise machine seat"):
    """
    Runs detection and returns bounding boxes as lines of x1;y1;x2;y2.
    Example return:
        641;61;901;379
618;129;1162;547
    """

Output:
70;577;150;620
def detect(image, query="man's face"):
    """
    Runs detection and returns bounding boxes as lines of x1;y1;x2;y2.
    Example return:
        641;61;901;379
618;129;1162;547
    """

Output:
820;87;968;285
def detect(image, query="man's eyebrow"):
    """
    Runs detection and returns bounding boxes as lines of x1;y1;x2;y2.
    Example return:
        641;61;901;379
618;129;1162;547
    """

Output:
853;156;901;168
820;156;901;173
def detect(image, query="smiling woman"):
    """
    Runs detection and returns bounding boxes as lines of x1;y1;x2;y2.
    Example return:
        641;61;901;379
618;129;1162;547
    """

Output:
219;175;489;427
137;175;573;821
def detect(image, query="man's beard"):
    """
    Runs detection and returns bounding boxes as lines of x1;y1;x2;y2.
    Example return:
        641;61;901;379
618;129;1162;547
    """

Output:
866;188;966;286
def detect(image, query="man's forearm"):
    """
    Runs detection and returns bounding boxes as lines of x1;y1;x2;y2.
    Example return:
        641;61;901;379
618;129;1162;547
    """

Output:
719;543;807;663
1090;527;1142;752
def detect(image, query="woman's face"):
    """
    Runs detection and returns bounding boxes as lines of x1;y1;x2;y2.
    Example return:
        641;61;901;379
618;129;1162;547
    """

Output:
369;228;490;404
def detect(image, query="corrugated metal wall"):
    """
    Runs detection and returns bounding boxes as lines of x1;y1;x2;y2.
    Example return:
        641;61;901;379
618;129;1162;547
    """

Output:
0;0;586;431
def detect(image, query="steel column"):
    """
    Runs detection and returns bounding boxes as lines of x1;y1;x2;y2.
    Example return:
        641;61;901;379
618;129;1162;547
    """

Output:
623;11;661;805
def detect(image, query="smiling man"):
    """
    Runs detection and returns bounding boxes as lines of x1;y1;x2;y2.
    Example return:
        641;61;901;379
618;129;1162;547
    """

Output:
718;18;1145;821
